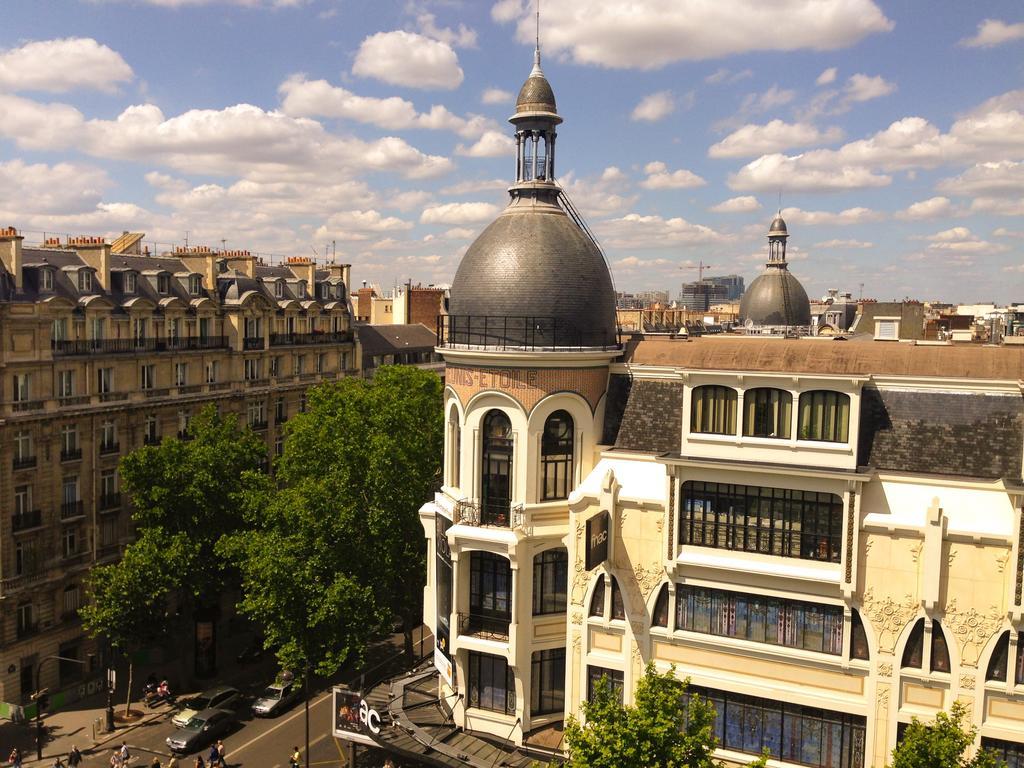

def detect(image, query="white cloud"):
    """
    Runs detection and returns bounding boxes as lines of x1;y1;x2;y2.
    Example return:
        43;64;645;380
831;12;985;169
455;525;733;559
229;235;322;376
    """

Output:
631;91;675;122
596;213;724;249
895;197;954;220
0;159;110;214
558;168;637;217
709;120;843;158
705;68;753;85
709;196;761;213
481;88;513;105
494;0;892;69
420;202;501;225
741;85;796;113
278;75;495;138
925;226;1006;253
994;228;1024;239
313;210;414;242
961;19;1024;48
352;31;463;90
91;0;304;6
936;160;1024;197
638;161;705;189
969;197;1024;217
440;178;507;196
813;239;873;249
816;67;838;86
844;73;896;103
455;130;515;158
441;227;476;240
730;153;891;192
0;37;133;94
780;206;884;226
414;12;477;48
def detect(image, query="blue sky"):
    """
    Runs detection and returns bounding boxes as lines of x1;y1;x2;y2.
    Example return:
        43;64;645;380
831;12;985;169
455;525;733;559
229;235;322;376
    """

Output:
1;0;1023;303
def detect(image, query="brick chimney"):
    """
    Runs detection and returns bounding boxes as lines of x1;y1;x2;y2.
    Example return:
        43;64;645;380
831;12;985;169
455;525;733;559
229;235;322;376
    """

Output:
0;226;24;291
175;245;219;291
222;249;255;278
285;256;316;299
70;235;112;290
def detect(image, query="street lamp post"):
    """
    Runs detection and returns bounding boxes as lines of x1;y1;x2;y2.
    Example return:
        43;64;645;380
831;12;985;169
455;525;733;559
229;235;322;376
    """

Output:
33;655;90;760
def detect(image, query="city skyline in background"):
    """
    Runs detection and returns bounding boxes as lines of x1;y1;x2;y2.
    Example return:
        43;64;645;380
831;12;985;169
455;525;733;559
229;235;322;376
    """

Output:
1;0;1023;303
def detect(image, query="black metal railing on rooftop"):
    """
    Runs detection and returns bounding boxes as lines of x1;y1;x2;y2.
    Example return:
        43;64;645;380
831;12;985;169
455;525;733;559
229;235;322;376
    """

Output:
438;315;620;351
52;336;229;356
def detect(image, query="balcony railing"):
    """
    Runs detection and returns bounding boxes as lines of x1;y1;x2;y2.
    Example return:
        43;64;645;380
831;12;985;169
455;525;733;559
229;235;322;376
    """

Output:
11;510;42;532
99;493;121;511
99;441;120;456
60;448;83;463
248;420;268;431
11;400;44;413
269;331;352;346
144;434;161;446
52;336;230;356
99;391;129;402
16;622;39;640
455;499;524;529
243;336;265;350
60;500;85;520
438;315;620;351
12;456;37;470
59;394;90;406
457;611;510;641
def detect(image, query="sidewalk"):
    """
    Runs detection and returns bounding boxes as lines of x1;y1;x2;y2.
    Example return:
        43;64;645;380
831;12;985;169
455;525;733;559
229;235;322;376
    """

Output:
1;627;427;766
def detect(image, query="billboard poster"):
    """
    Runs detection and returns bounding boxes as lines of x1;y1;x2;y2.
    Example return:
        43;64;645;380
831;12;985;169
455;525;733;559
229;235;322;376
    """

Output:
585;510;610;571
434;513;454;686
332;687;378;746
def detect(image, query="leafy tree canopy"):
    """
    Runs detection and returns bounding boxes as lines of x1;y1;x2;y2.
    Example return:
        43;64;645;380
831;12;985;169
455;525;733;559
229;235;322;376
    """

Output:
890;701;1004;768
564;663;766;768
223;366;443;675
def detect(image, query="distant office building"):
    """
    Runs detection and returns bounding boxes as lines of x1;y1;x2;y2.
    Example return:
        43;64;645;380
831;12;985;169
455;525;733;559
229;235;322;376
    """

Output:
679;281;729;311
707;274;744;300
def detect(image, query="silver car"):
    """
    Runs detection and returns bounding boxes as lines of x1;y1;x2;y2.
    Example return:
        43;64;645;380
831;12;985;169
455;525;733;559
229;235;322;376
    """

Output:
171;685;240;728
166;707;235;753
252;681;300;717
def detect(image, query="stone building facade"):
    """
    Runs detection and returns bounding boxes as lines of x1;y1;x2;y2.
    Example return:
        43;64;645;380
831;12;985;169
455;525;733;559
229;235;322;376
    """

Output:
0;227;355;707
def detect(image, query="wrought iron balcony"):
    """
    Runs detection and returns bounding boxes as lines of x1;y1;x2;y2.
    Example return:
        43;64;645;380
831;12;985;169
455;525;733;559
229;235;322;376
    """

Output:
60;500;85;520
11;510;42;532
454;499;524;529
438;315;620;351
99;441;120;456
99;493;121;511
60;448;83;463
12;456;37;471
457;611;510;641
243;336;265;350
52;336;230;356
11;400;44;413
269;331;352;346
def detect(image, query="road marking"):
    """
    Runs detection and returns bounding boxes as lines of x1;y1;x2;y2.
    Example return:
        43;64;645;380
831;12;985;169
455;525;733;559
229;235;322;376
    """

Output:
228;689;333;756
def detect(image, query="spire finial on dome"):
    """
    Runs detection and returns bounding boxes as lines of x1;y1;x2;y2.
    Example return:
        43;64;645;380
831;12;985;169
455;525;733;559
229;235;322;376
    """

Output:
531;0;543;76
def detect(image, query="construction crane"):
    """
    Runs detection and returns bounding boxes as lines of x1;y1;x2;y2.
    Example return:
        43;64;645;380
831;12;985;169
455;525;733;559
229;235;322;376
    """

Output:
681;260;715;282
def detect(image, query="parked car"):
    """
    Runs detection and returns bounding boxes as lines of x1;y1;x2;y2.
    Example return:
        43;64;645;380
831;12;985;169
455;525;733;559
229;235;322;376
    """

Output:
166;707;236;753
251;680;301;717
172;686;241;728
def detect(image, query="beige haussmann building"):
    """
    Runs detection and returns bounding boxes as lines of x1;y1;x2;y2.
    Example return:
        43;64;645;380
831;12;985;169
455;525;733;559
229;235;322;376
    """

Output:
361;48;1024;768
0;228;355;713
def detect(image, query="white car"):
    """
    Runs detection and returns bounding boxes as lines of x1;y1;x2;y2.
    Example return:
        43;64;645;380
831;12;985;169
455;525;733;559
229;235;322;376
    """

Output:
171;685;240;728
252;681;300;717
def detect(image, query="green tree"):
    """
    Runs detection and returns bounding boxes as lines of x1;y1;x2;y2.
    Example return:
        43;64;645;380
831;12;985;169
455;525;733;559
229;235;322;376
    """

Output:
564;663;763;768
890;701;1004;768
82;405;265;694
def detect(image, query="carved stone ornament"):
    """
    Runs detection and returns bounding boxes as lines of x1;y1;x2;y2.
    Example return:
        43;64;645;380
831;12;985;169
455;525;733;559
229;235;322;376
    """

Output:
878;662;893;678
959;674;976;690
633;564;663;601
570;559;588;607
944;599;1004;668
877;684;890;710
571;611;584;626
572;634;582;652
862;588;919;654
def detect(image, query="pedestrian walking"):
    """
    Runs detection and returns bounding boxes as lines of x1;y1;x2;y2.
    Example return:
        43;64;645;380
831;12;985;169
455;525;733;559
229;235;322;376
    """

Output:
9;747;22;768
120;742;131;765
288;746;301;767
149;757;161;768
50;757;65;768
215;740;226;768
110;748;122;768
166;757;178;768
206;744;218;768
192;756;204;768
68;745;82;768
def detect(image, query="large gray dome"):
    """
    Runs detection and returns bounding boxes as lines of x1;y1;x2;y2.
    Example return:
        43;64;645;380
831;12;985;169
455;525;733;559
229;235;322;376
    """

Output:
448;193;617;348
739;269;811;327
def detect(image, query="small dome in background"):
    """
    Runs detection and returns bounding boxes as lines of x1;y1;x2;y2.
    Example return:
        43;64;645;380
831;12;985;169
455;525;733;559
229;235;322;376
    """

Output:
769;213;788;235
515;51;558;115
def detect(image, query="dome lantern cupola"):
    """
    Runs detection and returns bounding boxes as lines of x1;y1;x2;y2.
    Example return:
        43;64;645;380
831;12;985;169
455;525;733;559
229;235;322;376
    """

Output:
738;212;811;329
511;47;562;184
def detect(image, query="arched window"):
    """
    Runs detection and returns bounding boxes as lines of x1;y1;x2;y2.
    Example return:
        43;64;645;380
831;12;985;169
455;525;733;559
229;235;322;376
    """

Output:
589;577;606;618
902;619;924;668
481;410;513;525
610;577;625;621
691;385;737;435
540;410;573;501
532;548;568;615
851;610;870;661
652;583;669;628
987;632;1010;682
743;388;792;439
931;620;951;673
797;391;850;443
448;406;461;488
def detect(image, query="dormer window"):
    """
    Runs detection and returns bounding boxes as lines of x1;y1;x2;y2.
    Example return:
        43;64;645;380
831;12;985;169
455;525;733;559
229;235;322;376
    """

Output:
78;270;93;292
274;280;284;298
319;284;329;300
189;275;202;296
296;282;305;298
40;268;53;292
157;274;170;294
124;272;137;294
